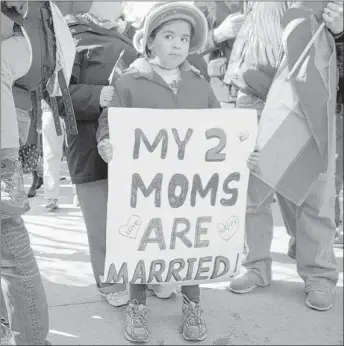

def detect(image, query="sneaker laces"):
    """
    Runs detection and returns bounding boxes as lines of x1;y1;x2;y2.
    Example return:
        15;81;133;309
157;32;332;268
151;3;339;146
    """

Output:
130;299;147;328
183;295;203;326
1;321;11;340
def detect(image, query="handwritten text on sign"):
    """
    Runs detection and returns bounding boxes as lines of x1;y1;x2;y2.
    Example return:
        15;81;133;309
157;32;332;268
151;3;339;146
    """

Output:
104;108;257;285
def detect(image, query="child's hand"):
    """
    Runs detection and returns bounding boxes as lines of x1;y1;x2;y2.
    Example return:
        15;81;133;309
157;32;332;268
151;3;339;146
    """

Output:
99;86;115;108
97;138;113;163
247;150;260;170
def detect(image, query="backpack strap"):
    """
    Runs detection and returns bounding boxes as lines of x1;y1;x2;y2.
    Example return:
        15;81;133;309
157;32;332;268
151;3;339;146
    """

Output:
1;3;24;26
48;96;63;136
58;70;78;135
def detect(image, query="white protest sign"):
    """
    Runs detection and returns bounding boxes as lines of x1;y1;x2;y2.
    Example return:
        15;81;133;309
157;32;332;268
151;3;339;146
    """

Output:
104;108;257;286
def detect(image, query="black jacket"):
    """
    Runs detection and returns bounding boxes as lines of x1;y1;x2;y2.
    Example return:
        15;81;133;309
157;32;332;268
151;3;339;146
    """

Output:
60;15;138;184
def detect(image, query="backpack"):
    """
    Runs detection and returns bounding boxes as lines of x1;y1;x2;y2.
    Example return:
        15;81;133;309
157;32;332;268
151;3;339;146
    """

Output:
1;2;56;91
1;1;77;136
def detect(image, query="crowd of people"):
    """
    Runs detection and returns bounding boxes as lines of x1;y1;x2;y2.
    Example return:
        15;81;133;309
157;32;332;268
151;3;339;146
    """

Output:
1;1;343;344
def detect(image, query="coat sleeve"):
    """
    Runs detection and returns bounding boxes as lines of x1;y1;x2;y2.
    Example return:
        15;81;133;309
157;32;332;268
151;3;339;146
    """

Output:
67;49;104;121
334;32;343;104
96;84;131;143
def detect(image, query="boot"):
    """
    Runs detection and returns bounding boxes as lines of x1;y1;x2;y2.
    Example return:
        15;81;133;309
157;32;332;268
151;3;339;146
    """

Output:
36;176;43;189
28;171;43;198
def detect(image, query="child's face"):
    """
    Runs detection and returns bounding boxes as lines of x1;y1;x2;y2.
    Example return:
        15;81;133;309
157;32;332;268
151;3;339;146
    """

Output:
147;19;192;70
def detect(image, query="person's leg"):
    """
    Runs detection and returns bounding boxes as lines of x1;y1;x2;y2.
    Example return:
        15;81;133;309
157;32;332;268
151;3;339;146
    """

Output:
229;174;275;293
1;217;50;345
75;179;128;306
1;149;49;345
334;108;343;245
1;288;11;344
276;194;297;259
42;111;64;209
295;173;339;311
335;118;343;229
72;184;80;207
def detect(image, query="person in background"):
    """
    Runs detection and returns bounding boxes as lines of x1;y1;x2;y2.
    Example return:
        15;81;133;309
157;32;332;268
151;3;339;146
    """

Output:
224;1;340;312
195;1;244;103
60;1;138;308
2;0;75;342
19;92;44;198
283;1;343;255
41;100;65;210
323;1;344;247
1;2;49;343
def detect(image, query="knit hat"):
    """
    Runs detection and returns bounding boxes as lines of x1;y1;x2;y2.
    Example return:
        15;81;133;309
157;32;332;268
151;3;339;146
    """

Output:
133;2;208;55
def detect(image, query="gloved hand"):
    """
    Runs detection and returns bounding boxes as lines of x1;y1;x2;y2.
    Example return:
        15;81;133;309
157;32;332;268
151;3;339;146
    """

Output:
97;138;113;163
99;86;115;108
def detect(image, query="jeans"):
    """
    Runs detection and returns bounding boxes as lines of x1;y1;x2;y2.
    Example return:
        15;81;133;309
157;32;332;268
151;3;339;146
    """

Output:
1;149;50;345
236;92;338;292
245;174;338;293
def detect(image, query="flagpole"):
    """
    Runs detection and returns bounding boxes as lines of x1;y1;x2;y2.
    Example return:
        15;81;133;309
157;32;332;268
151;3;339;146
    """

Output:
286;22;325;81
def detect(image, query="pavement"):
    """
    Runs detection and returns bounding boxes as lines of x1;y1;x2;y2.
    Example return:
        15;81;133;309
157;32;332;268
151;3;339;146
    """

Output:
22;162;343;345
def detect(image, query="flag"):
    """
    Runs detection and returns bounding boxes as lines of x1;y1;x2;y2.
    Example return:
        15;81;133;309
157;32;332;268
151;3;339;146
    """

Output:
108;49;129;86
251;1;337;207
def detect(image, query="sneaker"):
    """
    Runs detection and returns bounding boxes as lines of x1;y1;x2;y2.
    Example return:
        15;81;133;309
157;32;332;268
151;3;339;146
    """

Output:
147;284;176;299
124;301;149;343
100;289;129;307
306;290;333;311
1;321;11;345
182;296;207;341
228;273;259;294
45;199;59;210
73;194;80;207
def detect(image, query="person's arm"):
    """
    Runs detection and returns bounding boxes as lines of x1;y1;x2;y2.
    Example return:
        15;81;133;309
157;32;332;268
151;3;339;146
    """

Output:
323;1;343;37
96;84;131;143
200;12;245;55
65;49;105;121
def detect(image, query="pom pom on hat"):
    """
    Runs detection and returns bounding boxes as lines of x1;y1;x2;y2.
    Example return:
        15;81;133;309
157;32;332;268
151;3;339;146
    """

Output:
133;2;209;55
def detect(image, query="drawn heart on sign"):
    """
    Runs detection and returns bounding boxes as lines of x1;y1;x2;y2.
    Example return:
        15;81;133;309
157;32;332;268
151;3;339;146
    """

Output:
119;215;141;239
218;216;239;241
237;131;249;142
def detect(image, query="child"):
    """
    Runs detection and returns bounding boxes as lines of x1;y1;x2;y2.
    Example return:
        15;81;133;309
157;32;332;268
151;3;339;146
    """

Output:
97;2;260;343
96;3;217;343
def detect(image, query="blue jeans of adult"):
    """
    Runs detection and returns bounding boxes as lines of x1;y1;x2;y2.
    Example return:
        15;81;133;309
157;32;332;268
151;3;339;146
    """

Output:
1;148;50;345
